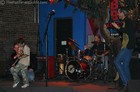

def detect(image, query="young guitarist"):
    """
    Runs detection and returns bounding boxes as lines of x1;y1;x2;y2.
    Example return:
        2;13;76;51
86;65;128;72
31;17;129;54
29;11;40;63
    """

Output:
10;38;30;88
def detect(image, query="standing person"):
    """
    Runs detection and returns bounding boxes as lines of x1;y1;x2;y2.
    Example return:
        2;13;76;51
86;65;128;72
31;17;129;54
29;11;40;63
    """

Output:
10;38;30;88
112;8;136;90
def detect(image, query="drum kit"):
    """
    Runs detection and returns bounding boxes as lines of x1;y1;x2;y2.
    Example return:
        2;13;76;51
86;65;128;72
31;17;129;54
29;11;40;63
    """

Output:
56;38;108;81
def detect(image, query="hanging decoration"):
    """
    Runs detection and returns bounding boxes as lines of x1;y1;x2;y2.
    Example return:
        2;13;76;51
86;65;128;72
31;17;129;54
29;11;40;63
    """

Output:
110;0;118;21
49;0;54;4
49;0;62;4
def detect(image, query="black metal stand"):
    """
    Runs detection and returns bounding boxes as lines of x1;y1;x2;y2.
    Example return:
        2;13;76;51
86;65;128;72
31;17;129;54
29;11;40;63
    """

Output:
43;13;53;87
55;62;66;80
54;49;69;80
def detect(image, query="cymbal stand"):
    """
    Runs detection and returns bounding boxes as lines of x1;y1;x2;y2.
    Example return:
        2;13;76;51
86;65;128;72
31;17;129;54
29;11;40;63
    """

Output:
66;48;69;62
55;48;69;80
102;44;109;83
55;57;66;80
77;49;82;60
90;54;108;81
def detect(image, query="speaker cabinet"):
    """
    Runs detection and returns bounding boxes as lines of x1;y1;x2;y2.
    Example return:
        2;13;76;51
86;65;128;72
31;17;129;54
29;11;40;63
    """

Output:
36;56;55;79
130;58;140;79
128;80;140;92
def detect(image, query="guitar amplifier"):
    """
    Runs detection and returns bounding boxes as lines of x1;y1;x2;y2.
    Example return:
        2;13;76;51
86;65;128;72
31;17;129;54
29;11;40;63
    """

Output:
36;56;55;79
130;56;140;80
128;80;140;92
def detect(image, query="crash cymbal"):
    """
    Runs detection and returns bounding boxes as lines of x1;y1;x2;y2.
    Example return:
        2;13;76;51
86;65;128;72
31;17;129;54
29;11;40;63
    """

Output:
68;41;79;51
68;37;79;46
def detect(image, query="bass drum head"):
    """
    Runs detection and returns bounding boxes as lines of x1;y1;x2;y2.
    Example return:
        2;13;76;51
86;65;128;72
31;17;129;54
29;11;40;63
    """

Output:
65;60;91;81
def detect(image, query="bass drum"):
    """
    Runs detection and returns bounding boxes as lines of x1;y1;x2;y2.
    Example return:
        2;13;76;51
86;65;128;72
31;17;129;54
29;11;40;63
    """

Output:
65;60;91;80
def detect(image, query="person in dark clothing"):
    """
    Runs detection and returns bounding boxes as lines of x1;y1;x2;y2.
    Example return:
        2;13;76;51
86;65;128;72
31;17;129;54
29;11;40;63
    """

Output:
90;34;110;71
112;8;136;90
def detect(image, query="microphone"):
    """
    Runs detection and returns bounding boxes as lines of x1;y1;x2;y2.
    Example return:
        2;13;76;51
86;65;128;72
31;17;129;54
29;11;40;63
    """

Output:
49;9;55;15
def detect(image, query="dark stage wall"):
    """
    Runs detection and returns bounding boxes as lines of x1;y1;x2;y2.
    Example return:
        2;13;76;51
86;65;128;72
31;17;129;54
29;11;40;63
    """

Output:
0;5;39;76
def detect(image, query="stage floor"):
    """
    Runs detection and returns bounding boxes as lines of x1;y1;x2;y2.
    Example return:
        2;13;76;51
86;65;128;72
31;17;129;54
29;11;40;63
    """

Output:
0;77;120;92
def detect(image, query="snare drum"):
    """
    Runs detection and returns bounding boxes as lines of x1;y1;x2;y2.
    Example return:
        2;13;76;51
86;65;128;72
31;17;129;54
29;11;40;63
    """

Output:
65;60;91;80
83;49;93;60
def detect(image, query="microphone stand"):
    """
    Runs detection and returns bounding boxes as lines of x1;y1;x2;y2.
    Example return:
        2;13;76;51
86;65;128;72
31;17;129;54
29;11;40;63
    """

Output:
43;14;53;87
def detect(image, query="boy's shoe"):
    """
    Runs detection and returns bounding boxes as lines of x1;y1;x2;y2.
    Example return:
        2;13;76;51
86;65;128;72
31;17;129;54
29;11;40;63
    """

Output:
21;84;29;88
12;81;20;88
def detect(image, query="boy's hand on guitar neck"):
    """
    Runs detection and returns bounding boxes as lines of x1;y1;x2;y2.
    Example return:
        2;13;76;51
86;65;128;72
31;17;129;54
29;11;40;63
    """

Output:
14;54;29;60
13;54;20;59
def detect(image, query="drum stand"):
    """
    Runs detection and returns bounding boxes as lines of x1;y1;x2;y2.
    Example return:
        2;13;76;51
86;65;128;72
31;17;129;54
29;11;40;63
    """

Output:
55;49;69;80
55;61;67;80
87;55;109;82
100;58;109;83
85;59;96;81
